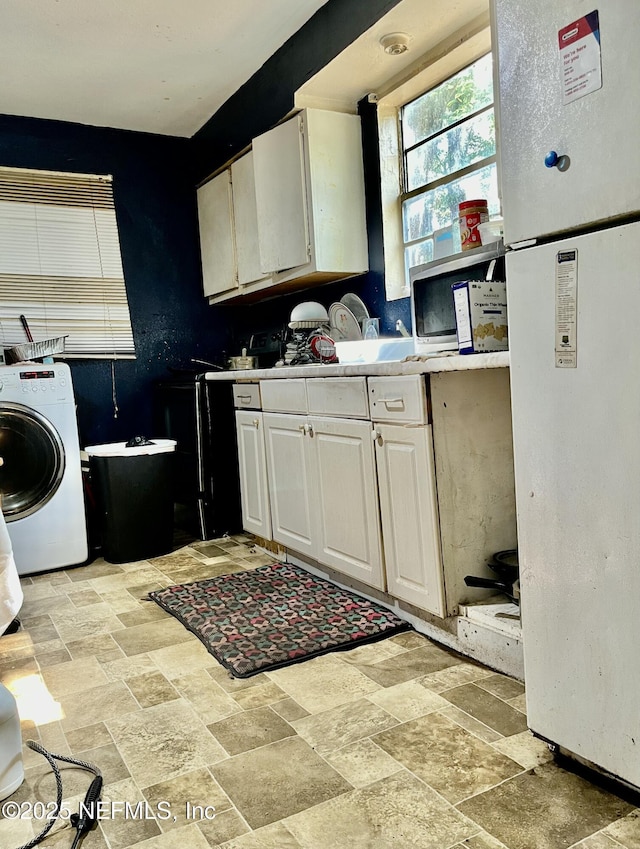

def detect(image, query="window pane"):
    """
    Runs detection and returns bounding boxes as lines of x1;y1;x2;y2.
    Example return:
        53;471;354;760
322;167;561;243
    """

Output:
402;162;500;242
402;54;494;148
406;109;495;191
405;240;433;277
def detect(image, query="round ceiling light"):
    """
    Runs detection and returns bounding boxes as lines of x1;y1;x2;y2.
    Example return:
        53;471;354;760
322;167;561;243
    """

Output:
379;33;410;56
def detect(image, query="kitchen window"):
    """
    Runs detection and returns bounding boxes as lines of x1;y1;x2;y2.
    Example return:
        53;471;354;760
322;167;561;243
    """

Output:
376;25;496;301
400;53;500;275
0;166;135;358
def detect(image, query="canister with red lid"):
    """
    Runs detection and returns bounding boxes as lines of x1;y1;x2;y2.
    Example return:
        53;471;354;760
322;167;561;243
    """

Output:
458;199;489;251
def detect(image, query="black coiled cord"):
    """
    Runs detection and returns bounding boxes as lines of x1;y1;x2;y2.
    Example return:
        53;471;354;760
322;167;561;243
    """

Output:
13;741;102;849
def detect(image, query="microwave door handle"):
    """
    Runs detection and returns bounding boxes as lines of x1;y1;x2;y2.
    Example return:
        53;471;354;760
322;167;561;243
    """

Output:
486;259;497;282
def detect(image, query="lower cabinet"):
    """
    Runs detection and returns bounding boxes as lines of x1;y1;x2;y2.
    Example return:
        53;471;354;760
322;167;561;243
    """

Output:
373;423;445;617
261;413;314;556
235;410;272;540
263;412;384;590
232;369;517;619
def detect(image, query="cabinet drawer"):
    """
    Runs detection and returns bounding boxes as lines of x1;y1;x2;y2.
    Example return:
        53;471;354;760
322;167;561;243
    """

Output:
260;378;308;413
233;383;261;409
368;375;428;424
306;377;369;419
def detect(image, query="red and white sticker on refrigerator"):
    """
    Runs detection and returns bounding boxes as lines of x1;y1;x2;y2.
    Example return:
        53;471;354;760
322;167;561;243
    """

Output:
559;10;602;105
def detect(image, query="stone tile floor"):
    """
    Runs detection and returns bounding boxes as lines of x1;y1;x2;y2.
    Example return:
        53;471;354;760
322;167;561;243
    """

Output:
1;534;639;849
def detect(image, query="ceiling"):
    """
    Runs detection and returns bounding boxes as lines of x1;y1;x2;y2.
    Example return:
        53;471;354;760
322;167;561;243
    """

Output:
0;0;330;138
296;0;489;112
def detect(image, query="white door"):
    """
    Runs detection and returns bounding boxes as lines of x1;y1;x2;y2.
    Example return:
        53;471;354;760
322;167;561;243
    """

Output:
495;0;640;244
196;170;237;297
263;413;315;557
309;416;384;590
375;424;444;616
507;221;640;786
230;153;270;287
235;411;271;540
252;113;310;273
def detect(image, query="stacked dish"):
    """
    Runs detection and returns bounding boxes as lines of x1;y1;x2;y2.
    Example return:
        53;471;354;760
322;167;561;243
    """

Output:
329;293;369;341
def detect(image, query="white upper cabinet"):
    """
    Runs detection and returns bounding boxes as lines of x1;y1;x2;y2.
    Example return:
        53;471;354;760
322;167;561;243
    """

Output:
230;152;270;288
252;108;369;285
200;108;369;303
197;152;271;301
252;113;309;273
196;169;237;298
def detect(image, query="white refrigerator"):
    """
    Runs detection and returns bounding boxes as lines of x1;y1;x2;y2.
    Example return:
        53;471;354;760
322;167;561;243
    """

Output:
494;0;640;788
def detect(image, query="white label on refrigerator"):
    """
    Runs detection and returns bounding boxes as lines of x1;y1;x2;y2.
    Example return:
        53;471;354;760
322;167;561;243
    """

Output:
559;11;602;105
556;250;577;368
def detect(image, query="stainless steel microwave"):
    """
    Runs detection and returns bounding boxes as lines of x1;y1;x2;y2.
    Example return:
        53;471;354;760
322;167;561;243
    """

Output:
410;244;505;356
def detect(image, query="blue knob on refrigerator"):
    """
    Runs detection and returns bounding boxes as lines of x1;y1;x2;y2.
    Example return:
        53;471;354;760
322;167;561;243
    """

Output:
544;150;559;168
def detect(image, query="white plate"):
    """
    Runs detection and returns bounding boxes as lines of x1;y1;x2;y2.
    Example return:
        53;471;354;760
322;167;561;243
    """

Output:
340;293;369;322
329;302;362;341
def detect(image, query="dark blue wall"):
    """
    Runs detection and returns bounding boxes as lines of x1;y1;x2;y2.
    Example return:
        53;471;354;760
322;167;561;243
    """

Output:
0;115;232;445
0;0;411;445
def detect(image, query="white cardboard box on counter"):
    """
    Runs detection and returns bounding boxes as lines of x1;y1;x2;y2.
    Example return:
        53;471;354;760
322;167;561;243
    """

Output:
452;280;508;354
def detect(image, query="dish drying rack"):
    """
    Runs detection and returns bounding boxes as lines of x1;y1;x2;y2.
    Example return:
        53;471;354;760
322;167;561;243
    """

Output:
3;316;67;363
281;329;322;366
6;336;67;364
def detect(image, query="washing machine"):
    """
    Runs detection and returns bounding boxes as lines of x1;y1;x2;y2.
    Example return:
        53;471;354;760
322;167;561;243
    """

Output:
0;363;87;575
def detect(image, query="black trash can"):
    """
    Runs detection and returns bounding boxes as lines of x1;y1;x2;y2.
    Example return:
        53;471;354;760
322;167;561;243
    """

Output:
85;439;176;564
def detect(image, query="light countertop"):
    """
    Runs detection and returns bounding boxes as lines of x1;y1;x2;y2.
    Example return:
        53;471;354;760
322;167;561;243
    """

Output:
205;350;510;381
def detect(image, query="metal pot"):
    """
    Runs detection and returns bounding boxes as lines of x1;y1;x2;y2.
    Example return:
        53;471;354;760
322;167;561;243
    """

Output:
227;349;258;370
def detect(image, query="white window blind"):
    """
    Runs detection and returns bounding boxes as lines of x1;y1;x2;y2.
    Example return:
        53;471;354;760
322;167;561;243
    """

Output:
0;167;135;358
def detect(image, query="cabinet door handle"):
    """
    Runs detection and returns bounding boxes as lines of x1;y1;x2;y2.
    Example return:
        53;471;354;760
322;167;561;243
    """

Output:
298;424;306;433
238;394;252;402
371;428;383;445
377;397;404;408
298;423;314;437
253;419;260;429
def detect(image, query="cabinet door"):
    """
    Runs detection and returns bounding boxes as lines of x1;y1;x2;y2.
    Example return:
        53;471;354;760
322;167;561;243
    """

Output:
197;170;237;297
375;424;444;616
309;417;384;590
230;153;270;287
252;113;310;273
263;413;315;556
235;411;271;540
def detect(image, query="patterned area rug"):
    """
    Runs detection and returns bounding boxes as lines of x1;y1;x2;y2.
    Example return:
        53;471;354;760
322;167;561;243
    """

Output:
148;561;411;678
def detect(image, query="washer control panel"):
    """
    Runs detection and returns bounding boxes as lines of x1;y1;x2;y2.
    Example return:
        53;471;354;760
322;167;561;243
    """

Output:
0;365;71;402
19;369;56;380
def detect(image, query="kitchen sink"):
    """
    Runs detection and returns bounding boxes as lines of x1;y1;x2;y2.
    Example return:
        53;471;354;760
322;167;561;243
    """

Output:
334;337;415;364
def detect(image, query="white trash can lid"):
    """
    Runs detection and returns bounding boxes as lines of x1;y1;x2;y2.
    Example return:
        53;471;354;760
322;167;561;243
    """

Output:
84;439;177;457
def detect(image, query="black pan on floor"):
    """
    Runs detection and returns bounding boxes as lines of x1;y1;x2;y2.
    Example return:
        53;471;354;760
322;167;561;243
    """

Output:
465;549;519;604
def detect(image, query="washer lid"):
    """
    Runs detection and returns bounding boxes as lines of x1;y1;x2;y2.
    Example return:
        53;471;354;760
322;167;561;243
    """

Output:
85;439;176;457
